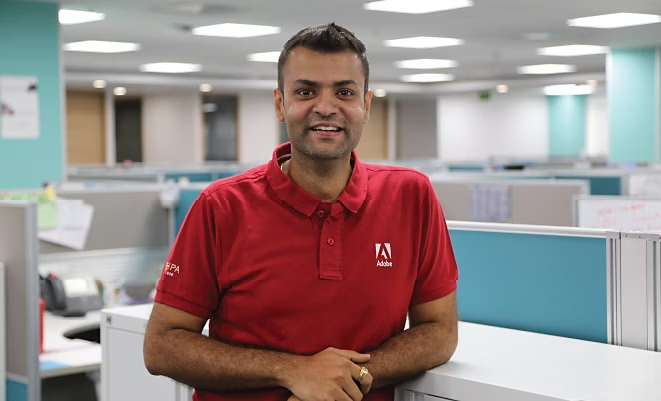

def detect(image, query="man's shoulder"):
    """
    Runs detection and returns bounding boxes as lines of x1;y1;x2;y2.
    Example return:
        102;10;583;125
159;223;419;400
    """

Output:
201;164;268;199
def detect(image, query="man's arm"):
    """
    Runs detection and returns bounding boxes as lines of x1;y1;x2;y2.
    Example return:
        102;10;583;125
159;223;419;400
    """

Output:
144;302;374;401
358;292;458;389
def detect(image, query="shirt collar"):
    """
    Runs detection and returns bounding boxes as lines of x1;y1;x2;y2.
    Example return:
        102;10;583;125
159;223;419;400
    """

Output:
265;142;368;217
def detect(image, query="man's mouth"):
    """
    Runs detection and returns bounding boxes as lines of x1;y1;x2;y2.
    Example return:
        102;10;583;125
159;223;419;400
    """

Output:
310;126;343;132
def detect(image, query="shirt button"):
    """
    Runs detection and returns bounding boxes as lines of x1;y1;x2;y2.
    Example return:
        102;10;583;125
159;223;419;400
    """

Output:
317;210;325;218
327;237;335;246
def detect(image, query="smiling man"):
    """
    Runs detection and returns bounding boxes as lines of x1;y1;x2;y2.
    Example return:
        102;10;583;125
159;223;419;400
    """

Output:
144;23;459;401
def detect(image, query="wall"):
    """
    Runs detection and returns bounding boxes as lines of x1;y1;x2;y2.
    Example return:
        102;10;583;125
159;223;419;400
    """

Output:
586;89;610;158
0;1;62;189
437;90;548;162
396;98;438;159
66;90;106;164
142;92;203;164
356;98;388;160
238;91;279;163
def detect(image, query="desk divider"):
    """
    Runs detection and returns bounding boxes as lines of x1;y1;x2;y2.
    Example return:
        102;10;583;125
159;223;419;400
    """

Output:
447;221;619;344
0;202;39;401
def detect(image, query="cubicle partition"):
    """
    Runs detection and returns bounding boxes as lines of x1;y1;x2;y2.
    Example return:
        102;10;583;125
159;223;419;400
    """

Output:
174;185;210;235
1;263;5;401
431;177;589;227
447;221;618;344
40;186;170;254
0;202;40;401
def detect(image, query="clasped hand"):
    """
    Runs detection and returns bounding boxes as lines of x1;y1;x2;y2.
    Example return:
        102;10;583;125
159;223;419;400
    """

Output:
285;347;374;401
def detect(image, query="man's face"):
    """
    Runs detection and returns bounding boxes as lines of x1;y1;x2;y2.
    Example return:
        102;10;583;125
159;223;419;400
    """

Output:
274;48;372;160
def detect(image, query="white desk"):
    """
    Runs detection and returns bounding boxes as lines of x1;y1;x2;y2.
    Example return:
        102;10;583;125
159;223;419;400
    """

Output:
40;311;102;379
399;322;661;401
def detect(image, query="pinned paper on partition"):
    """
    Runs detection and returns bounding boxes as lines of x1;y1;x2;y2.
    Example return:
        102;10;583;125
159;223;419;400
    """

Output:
1;189;58;229
471;183;512;223
38;199;94;250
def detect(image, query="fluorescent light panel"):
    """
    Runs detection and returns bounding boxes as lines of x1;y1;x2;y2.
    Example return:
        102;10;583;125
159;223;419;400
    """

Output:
395;59;458;69
192;23;281;38
537;44;608;56
364;0;473;14
59;9;105;25
385;36;463;49
140;62;202;73
568;13;661;29
401;73;454;82
544;84;594;96
64;40;140;53
517;64;576;74
247;51;281;62
373;89;387;97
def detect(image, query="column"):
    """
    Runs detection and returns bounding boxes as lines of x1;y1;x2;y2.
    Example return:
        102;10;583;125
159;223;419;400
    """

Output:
548;95;588;157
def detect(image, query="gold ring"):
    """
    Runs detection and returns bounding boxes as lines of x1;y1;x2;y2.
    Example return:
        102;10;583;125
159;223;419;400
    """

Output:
358;367;369;382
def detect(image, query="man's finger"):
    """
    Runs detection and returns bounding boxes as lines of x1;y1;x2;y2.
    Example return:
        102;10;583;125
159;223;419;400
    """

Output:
330;348;371;364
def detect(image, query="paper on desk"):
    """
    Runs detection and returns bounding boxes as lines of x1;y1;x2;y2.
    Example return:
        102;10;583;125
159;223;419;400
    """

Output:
38;201;94;250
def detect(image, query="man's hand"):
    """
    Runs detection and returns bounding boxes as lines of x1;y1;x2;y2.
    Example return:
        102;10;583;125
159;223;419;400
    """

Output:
283;347;374;401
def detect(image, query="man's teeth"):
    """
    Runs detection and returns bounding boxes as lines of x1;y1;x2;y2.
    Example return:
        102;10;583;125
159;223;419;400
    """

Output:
312;126;340;131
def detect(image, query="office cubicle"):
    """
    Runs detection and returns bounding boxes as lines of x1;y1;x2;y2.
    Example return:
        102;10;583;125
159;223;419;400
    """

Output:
0;202;40;401
429;176;589;227
447;221;619;343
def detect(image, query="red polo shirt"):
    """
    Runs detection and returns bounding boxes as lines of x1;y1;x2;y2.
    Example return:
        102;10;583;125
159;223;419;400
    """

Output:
155;143;458;401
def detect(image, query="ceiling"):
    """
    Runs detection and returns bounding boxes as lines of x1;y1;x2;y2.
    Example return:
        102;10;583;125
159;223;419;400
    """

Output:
19;0;661;94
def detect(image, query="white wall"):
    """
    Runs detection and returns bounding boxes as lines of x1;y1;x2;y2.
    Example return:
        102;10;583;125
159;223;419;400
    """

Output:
437;90;548;162
586;89;610;158
238;91;279;163
142;92;203;163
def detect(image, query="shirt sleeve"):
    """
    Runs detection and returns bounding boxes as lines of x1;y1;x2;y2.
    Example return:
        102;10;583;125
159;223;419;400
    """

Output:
154;192;221;319
410;177;459;306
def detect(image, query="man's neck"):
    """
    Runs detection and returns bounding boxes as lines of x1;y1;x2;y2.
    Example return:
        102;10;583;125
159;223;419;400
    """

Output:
283;152;353;203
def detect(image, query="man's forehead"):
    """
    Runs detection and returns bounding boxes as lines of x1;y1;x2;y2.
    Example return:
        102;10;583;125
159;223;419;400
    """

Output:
283;48;364;84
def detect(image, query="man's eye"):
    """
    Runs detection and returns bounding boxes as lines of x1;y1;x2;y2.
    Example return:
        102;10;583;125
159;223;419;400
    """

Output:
298;89;313;96
338;90;353;96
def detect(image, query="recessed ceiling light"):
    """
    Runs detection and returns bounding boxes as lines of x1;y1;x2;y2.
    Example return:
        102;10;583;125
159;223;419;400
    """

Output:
140;62;202;73
63;40;141;53
537;44;608;57
247;51;281;62
59;9;105;25
544;84;594;96
364;0;473;14
384;36;464;49
517;64;576;74
587;80;598;87
394;59;458;69
200;84;213;92
93;80;106;89
373;89;387;97
113;87;127;96
192;23;281;38
401;73;455;83
496;85;509;94
568;13;661;29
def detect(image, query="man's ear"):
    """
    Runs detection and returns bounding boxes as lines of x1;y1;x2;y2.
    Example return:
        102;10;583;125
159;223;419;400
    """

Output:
363;89;373;125
274;88;285;123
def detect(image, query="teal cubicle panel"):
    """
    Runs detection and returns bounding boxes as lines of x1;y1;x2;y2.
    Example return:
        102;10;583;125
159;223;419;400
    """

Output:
175;188;204;235
7;379;27;401
554;175;621;195
450;229;608;343
448;165;485;172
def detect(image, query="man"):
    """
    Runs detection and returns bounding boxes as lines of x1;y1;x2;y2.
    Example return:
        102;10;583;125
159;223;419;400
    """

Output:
144;22;459;401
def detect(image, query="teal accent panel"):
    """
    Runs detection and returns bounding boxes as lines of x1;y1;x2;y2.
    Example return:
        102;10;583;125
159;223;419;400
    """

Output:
0;1;63;189
7;378;27;401
609;48;658;162
448;165;485;172
548;95;587;156
450;229;608;343
554;175;621;195
175;188;204;235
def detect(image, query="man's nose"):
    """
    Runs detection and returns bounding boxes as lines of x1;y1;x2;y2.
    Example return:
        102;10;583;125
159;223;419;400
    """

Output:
313;90;338;117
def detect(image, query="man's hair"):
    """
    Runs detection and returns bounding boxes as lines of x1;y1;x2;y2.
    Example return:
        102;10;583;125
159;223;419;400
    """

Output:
277;22;370;96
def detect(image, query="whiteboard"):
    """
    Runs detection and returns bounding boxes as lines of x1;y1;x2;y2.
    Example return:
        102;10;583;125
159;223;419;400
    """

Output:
577;198;661;231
